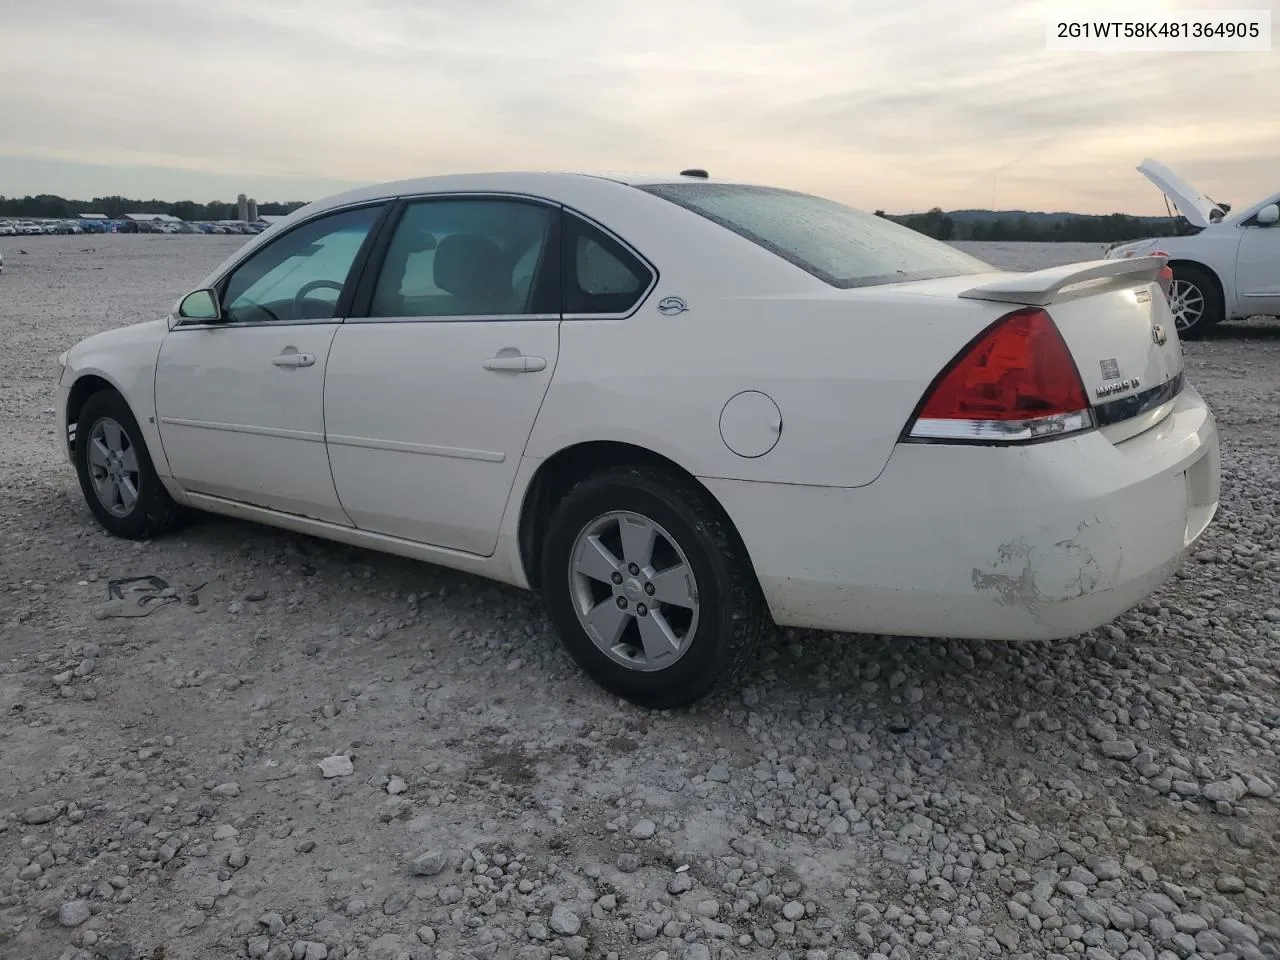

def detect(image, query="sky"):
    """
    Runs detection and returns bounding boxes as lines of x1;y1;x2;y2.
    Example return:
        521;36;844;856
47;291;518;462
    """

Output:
0;0;1276;215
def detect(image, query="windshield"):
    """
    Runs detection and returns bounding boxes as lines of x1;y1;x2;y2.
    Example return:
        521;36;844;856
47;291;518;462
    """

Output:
638;183;991;288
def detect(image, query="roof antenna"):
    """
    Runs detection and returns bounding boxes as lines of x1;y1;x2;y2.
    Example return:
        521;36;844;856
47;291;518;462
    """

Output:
679;168;709;178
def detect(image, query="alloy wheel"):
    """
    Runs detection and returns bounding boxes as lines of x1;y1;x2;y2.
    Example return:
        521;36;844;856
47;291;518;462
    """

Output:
1168;279;1205;332
86;417;140;518
568;510;700;672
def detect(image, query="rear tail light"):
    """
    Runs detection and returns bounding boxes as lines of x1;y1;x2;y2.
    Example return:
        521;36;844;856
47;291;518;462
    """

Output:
905;307;1094;443
1151;251;1174;298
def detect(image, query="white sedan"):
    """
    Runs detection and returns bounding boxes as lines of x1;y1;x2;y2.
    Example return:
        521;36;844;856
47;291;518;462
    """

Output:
1106;158;1280;337
56;171;1221;707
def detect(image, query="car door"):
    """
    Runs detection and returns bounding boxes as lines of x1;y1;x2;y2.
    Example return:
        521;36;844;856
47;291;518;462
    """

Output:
323;196;562;555
1235;199;1280;316
154;202;386;523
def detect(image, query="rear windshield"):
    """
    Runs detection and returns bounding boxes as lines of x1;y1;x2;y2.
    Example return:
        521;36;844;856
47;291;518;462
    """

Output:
638;183;991;288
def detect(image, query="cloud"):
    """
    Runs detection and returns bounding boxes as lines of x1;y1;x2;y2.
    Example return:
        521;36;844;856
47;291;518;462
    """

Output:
0;0;1276;212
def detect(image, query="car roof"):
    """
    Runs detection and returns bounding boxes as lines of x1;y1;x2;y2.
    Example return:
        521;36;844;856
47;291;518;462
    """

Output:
291;170;757;218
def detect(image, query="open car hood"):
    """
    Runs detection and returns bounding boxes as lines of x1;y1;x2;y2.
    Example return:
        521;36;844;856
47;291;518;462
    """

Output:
1138;158;1226;229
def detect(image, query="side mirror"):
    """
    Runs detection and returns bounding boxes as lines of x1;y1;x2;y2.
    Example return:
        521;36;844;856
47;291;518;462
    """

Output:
178;288;222;322
1256;203;1279;226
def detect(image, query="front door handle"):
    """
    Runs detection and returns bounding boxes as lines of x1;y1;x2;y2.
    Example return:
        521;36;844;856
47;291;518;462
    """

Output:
272;351;315;368
483;355;547;373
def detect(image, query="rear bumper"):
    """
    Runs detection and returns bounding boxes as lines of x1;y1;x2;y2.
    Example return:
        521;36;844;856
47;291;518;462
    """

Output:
703;384;1220;640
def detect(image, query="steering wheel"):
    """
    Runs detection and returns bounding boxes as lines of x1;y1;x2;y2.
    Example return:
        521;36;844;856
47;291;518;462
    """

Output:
293;280;345;318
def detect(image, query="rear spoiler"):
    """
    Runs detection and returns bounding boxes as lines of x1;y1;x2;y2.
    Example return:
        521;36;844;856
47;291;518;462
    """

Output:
958;256;1167;307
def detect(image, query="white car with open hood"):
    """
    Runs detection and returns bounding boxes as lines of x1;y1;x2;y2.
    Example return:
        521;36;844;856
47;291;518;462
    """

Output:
54;171;1220;707
1106;158;1280;337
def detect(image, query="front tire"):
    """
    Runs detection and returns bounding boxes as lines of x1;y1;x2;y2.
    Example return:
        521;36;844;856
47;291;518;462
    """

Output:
74;389;180;540
1167;264;1222;339
540;465;766;709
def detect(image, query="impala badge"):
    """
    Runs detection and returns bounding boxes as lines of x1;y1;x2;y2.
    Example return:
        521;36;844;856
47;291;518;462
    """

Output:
1151;323;1168;346
1100;358;1121;381
657;296;688;316
1096;377;1141;399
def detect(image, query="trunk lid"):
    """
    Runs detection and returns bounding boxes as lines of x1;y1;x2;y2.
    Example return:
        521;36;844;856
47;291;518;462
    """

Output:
1137;158;1226;229
955;256;1183;439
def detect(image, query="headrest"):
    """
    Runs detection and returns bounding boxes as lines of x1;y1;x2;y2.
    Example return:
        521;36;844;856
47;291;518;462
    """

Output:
433;233;507;299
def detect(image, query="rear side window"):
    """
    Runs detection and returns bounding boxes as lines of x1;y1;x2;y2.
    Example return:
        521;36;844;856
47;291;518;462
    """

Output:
638;183;990;289
369;198;555;318
563;215;653;315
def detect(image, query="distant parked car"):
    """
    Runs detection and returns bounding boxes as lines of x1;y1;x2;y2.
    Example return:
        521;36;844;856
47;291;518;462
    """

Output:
0;222;15;236
1106;158;1280;337
54;170;1221;706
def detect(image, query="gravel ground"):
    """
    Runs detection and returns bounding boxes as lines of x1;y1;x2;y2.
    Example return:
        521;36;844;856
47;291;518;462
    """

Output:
2;235;1278;960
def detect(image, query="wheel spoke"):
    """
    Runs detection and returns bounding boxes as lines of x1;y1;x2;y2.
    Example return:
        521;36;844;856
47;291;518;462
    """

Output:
648;563;695;609
102;478;121;509
618;516;657;569
637;609;681;663
583;598;630;649
102;420;124;452
118;475;139;511
88;438;111;469
120;444;139;473
573;535;621;585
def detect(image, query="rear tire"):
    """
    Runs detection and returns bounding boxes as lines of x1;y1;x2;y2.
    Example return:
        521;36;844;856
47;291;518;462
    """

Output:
540;465;765;709
74;389;181;540
1168;264;1222;339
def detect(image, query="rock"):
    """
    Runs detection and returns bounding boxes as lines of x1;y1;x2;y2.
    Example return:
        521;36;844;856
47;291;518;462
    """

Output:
616;853;640;873
683;945;711;960
550;904;581;935
1088;720;1118;742
387;776;408;795
211;782;241;798
59;901;92;927
630;818;657;839
367;934;405;960
411;849;448;876
318;756;354;778
383;889;411;915
782;901;805;921
993;925;1020;950
416;926;437;945
1024;836;1060;862
1173;913;1208;934
1218;917;1259;944
1099;740;1139;760
707;764;732;783
1215;875;1246;894
213;825;239;840
1245;777;1273;798
260;912;287;937
293;943;327;960
24;805;58;825
1202;780;1244;803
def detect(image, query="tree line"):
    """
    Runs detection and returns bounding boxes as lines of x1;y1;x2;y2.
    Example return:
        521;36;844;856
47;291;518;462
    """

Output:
1;192;1186;242
875;208;1186;243
0;194;308;221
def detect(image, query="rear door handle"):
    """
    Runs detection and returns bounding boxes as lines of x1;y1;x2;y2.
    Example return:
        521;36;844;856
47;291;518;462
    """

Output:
483;355;547;373
272;352;315;368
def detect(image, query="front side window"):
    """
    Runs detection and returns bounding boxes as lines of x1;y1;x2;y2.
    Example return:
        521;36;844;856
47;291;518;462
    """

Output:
369;199;554;318
638;183;990;289
220;205;382;323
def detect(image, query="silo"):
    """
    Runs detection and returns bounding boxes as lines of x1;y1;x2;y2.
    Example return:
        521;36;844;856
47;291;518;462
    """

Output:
237;193;249;222
247;199;259;223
